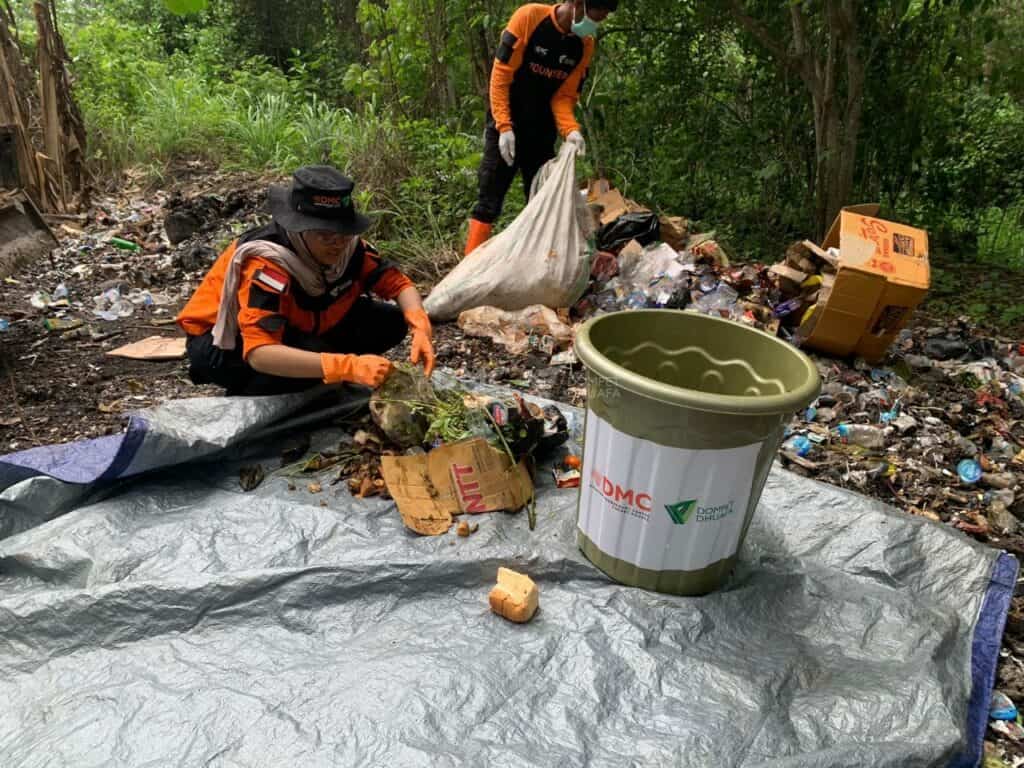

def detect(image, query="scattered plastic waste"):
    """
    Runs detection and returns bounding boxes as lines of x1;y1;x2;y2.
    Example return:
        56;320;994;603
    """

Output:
835;423;887;450
109;237;142;252
93;288;135;321
991;691;1019;722
785;435;813;458
0;318;9;332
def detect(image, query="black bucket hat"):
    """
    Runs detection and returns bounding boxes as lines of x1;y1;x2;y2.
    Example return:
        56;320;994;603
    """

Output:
268;165;371;235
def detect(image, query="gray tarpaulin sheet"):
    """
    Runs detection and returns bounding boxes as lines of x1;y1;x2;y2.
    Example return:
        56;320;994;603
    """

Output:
0;388;1016;767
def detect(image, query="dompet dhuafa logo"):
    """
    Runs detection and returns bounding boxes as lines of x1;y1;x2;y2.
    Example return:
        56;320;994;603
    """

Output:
666;499;736;525
665;500;697;525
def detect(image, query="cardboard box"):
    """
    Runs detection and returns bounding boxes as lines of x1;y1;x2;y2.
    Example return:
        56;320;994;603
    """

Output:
799;205;929;362
380;438;533;536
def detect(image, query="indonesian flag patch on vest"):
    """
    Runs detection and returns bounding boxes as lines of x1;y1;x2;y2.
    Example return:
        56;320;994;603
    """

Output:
254;267;288;293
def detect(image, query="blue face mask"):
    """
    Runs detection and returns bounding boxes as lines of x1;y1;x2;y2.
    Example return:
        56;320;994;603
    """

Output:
571;3;599;37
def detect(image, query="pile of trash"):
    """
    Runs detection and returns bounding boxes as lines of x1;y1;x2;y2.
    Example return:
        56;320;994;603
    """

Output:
453;183;794;358
780;319;1024;540
246;365;575;537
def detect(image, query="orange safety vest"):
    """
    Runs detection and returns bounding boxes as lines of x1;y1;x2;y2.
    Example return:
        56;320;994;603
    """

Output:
176;223;412;359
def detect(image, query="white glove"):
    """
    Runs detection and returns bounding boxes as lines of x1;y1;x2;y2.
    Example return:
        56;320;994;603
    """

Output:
498;131;516;166
566;130;586;156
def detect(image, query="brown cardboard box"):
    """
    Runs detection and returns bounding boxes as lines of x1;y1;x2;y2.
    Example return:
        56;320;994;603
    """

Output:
381;438;533;536
799;205;930;362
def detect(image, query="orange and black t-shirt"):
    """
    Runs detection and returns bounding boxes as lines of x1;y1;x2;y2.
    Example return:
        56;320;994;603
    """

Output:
176;223;413;359
489;3;595;138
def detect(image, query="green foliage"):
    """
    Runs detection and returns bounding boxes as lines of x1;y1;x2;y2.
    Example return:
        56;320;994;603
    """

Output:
55;0;1024;330
163;0;207;15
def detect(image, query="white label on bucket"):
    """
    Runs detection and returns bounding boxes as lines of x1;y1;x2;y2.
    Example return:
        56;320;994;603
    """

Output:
578;409;763;573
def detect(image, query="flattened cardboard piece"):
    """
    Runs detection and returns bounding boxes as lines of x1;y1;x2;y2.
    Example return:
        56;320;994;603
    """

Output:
107;335;187;361
801;239;838;268
381;438;533;536
587;178;611;202
659;215;689;251
769;263;808;284
591;189;629;226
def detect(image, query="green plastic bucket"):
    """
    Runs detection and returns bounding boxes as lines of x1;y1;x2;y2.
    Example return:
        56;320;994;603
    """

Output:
573;310;821;596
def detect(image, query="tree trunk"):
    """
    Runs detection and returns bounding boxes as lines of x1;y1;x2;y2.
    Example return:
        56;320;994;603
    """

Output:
726;0;866;238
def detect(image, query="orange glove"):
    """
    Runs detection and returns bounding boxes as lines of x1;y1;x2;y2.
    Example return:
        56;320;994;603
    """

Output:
320;353;393;388
404;308;435;377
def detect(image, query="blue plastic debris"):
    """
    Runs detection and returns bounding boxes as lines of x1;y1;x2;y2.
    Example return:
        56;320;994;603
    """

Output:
957;459;983;485
785;435;813;458
990;691;1018;721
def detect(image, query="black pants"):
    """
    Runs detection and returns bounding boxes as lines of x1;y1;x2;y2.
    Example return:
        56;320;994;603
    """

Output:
471;121;556;224
186;298;408;396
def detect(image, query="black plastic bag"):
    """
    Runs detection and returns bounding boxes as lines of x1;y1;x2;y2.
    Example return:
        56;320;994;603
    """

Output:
597;212;660;252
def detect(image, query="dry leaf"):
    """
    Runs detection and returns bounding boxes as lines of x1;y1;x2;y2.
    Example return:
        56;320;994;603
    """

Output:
308;482;322;494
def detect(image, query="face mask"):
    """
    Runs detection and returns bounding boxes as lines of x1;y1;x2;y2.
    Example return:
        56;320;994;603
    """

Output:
571;2;599;37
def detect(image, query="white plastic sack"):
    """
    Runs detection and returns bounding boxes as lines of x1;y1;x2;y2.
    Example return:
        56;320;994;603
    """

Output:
425;143;593;321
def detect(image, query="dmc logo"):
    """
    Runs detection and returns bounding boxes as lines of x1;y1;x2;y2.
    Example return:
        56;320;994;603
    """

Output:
534;45;549;56
558;55;576;66
665;500;697;525
590;469;651;512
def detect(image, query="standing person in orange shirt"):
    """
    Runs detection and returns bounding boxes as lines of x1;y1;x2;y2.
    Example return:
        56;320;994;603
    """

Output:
462;0;617;255
176;166;435;395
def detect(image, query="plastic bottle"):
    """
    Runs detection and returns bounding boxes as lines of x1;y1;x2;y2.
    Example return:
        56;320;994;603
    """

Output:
991;691;1019;721
625;291;649;310
110;237;141;252
785;435;813;457
836;423;886;450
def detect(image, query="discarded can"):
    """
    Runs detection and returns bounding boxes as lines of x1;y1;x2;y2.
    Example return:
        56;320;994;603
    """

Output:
991;691;1018;721
957;459;983;485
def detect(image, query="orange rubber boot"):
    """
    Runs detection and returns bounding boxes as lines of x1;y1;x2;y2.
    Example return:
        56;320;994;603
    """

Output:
464;219;493;256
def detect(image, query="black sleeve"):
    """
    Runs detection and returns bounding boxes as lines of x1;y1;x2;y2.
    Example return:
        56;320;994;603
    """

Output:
496;30;517;63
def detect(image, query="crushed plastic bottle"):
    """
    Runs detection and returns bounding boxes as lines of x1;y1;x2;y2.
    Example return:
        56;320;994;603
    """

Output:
835;423;886;450
991;691;1019;721
694;284;739;315
784;435;813;457
625;291;649;310
93;288;135;321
